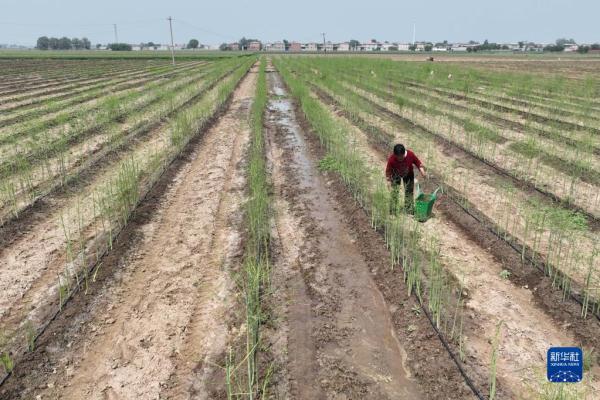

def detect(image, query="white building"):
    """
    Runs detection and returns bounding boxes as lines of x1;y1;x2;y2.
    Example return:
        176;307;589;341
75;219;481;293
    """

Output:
361;42;381;51
450;45;468;52
337;42;350;51
266;42;285;51
564;43;578;52
305;42;318;51
397;43;410;51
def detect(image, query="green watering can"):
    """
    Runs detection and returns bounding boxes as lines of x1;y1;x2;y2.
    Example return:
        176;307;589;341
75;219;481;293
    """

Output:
414;183;441;222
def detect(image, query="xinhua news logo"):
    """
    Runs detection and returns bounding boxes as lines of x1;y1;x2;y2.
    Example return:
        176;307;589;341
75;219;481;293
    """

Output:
547;347;583;383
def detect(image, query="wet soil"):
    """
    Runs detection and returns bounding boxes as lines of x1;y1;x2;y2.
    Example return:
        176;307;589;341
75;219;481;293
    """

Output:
264;68;475;399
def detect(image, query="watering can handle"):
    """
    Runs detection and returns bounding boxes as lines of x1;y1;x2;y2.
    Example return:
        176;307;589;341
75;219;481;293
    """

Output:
415;182;423;198
431;187;441;201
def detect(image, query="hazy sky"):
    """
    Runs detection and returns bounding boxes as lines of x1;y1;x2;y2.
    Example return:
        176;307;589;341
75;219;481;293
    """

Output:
1;0;599;46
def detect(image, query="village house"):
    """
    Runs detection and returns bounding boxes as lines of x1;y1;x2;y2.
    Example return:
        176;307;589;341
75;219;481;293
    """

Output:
323;41;334;52
248;41;261;51
305;42;318;51
289;42;302;52
337;42;350;51
266;41;285;51
361;42;381;51
228;42;240;51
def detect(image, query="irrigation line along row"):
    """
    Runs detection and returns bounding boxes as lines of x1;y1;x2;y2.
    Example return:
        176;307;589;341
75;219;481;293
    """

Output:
0;62;212;151
288;59;599;226
306;79;600;322
272;61;488;400
395;78;600;136
0;61;208;127
305;60;600;223
385;79;600;157
0;61;254;388
0;62;241;230
350;86;600;227
0;61;177;105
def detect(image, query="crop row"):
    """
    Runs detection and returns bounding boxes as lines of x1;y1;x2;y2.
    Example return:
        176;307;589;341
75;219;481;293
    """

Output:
300;58;600;219
225;59;273;399
0;59;168;87
0;56;256;383
275;57;597;398
281;56;599;318
0;59;242;223
0;61;207;127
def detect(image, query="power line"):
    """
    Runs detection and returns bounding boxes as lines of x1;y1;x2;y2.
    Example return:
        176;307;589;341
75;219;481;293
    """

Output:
176;19;236;41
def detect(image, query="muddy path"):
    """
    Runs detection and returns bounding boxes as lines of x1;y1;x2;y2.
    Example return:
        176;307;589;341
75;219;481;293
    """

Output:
264;68;475;399
0;66;256;400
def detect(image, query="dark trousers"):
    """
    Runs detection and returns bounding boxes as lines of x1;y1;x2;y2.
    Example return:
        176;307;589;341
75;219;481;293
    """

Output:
390;175;414;215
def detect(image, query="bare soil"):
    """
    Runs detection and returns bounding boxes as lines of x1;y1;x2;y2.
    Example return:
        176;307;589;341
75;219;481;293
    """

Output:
0;66;256;400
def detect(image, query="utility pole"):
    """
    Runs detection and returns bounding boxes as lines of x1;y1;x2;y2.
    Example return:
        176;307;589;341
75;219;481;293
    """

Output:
322;32;326;53
412;23;416;45
113;24;119;43
167;16;176;66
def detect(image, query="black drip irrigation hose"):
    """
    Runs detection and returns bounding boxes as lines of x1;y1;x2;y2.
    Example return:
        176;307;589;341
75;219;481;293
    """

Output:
306;78;600;322
275;68;488;400
0;64;253;389
0;64;239;233
343;78;600;228
442;183;600;323
414;292;486;400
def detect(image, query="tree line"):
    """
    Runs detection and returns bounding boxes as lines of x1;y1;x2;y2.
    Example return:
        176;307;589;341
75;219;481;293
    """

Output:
36;36;91;50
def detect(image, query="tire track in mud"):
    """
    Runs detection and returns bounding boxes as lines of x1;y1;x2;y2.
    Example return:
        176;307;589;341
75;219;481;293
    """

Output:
0;66;256;400
265;69;429;399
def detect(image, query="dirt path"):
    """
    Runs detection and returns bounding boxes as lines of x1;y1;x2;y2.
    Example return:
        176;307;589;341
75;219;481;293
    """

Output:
0;66;256;400
265;69;428;399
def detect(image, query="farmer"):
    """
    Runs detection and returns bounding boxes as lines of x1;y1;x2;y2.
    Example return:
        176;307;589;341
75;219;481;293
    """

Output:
386;144;426;215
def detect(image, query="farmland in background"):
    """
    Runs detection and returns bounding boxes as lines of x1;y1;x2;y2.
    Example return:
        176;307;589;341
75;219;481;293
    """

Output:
0;52;598;399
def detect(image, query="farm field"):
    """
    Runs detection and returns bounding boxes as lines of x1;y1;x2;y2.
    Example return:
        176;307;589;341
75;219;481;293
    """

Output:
0;53;598;399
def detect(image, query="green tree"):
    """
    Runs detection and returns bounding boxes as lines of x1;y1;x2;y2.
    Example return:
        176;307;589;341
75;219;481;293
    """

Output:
58;37;72;50
556;38;576;46
283;39;289;51
71;38;83;50
49;37;59;50
349;39;360;51
577;45;590;54
109;43;132;51
36;36;50;50
424;43;433;51
219;43;229;51
82;37;91;50
409;44;417;51
187;39;199;49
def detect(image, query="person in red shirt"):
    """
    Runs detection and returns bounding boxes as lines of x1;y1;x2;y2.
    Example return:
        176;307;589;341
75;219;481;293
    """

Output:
385;144;426;215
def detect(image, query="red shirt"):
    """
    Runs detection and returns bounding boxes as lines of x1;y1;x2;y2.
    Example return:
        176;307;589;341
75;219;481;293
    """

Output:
385;150;423;180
